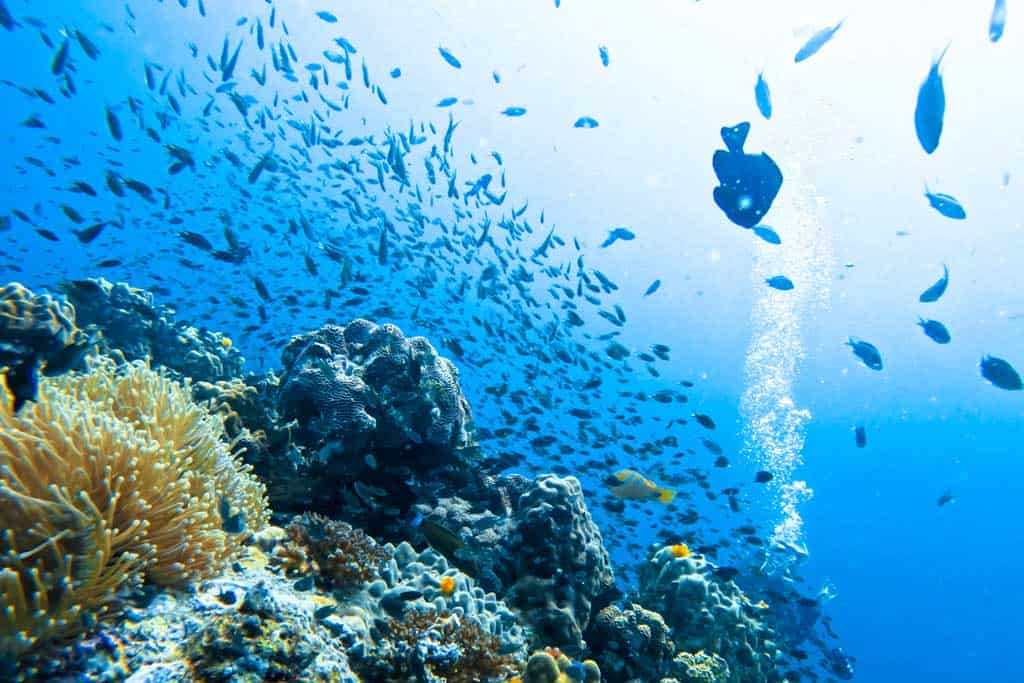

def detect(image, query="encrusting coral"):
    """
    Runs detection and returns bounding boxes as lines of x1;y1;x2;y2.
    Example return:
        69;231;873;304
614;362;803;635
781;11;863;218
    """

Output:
0;357;269;656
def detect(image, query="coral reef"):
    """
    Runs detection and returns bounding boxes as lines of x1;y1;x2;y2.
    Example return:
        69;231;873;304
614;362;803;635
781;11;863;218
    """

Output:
263;320;482;535
349;608;517;683
585;603;674;682
277;513;390;589
518;648;601;683
639;547;781;683
278;320;474;458
27;546;358;683
664;650;731;683
0;358;268;657
507;475;617;658
62;278;242;382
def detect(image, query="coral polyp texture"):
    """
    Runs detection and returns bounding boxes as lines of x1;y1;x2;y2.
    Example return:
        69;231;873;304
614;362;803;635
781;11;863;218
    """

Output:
62;278;243;382
279;319;475;457
639;546;780;682
0;357;268;656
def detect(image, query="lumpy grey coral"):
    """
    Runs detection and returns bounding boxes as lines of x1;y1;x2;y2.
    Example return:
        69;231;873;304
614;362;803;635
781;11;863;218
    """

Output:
278;320;474;459
416;474;616;659
584;603;674;683
639;547;781;683
62;277;242;382
266;320;481;531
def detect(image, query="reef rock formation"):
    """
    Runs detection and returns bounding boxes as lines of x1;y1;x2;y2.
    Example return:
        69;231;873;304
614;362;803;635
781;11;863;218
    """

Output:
639;547;781;683
278;319;474;459
266;320;479;529
416;474;616;659
63;277;242;382
584;603;674;682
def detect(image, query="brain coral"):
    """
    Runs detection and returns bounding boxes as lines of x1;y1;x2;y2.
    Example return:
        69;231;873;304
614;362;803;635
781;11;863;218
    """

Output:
0;357;268;656
278;320;474;460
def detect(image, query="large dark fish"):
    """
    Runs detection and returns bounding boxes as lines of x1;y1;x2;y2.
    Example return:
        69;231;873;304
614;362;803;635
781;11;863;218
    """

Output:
712;122;783;228
914;45;949;154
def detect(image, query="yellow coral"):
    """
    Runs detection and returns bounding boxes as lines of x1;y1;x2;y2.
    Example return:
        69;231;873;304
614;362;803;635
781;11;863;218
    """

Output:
0;358;268;655
439;575;456;595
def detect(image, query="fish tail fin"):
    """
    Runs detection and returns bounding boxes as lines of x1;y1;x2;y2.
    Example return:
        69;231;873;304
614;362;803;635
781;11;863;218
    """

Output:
936;41;951;66
658;488;677;504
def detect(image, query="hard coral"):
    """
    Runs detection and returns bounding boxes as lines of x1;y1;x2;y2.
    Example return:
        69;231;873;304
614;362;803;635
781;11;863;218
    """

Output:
354;608;518;683
282;513;388;588
0;358;268;656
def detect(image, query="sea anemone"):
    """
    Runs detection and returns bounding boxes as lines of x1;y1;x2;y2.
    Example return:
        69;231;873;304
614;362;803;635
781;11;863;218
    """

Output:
0;357;268;655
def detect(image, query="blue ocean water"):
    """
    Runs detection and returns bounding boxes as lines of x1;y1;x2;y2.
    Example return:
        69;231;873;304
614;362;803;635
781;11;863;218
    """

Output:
2;1;1023;681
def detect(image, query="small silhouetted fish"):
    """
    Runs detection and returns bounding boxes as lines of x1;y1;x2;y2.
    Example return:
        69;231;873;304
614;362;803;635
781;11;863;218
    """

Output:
315;10;338;22
754;470;773;483
990;0;1007;42
854;425;866;448
714;455;730;467
917;318;951;344
980;355;1022;390
919;264;948;302
601;227;635;247
713;566;740;581
437;96;458;107
755;71;772;119
701;438;722;455
753;225;781;244
3;357;39;412
914;45;949;154
937;489;955;506
644;279;661;296
438;46;461;68
766;275;793;291
420;519;464;559
847;337;883;370
293;575;314;591
693;413;716;429
501;106;527;117
599;45;609;66
73;222;106;243
105;106;122;141
314;604;336;619
574;116;599;129
794;19;844;63
925;187;966;219
178;231;213;250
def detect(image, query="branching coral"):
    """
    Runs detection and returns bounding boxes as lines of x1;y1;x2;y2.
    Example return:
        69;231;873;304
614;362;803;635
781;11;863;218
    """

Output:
277;513;388;589
0;358;269;656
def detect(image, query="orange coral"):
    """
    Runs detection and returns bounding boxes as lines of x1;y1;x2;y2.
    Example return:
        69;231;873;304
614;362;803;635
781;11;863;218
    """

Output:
668;543;691;559
439;575;456;595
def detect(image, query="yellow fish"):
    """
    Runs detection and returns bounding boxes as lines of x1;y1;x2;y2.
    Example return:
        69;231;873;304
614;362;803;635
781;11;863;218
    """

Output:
607;469;676;503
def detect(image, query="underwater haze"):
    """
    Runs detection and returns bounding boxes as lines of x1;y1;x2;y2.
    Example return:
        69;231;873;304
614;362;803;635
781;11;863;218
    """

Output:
1;0;1022;681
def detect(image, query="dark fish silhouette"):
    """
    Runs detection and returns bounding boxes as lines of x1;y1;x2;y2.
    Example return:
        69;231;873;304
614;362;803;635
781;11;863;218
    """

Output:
644;280;661;296
766;275;794;291
755;71;772;119
753;225;781;244
919;264;948;302
794;20;844;63
925;187;966;219
847;338;883;370
754;470;773;483
980;355;1022;390
936;489;955;506
914;45;949;154
712;122;783;228
917;318;951;344
854;425;867;448
601;227;635;248
3;357;39;412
